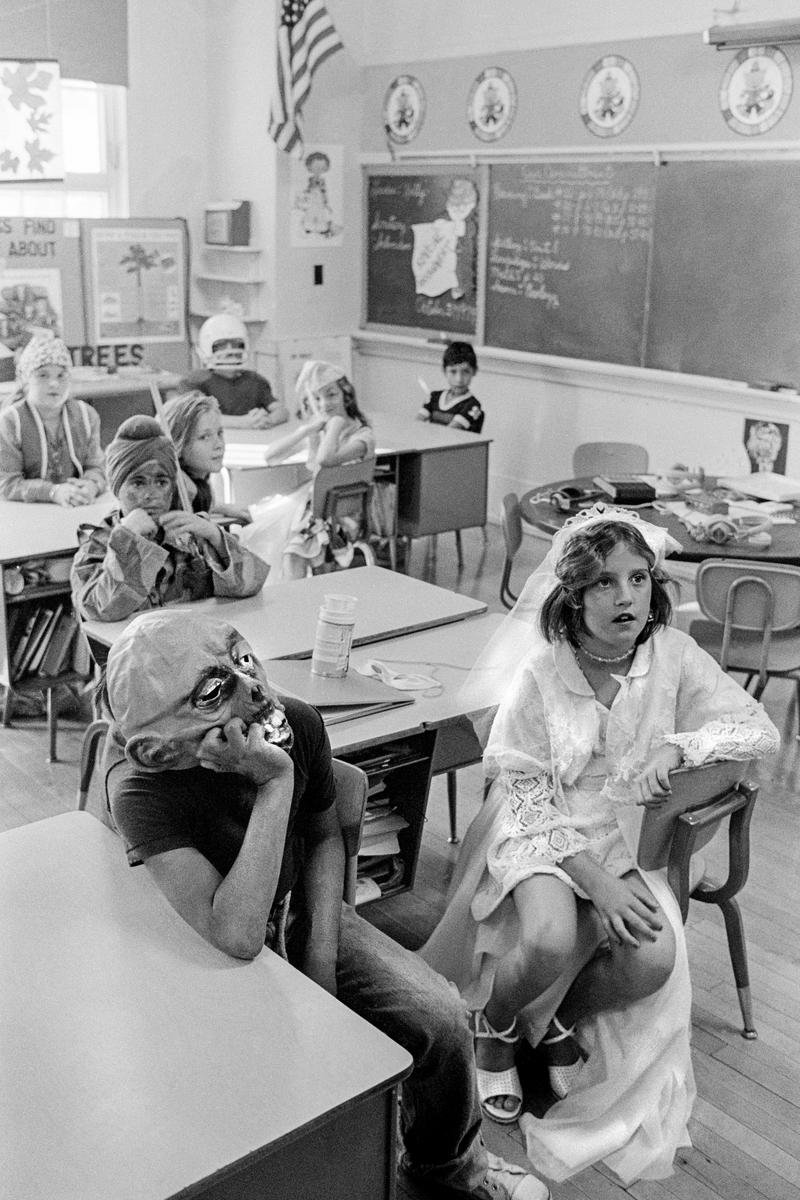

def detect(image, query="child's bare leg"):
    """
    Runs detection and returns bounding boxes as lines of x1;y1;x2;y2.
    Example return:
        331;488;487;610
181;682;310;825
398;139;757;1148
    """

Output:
549;871;676;1053
478;874;578;1114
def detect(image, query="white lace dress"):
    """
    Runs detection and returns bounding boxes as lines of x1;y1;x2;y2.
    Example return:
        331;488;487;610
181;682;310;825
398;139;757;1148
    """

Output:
421;625;778;1185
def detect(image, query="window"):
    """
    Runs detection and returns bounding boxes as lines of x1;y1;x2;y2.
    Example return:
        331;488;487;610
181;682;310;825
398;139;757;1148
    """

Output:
0;80;128;219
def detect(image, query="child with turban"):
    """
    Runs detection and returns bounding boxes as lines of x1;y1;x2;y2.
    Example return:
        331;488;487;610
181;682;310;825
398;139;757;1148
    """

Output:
70;414;268;624
0;336;106;504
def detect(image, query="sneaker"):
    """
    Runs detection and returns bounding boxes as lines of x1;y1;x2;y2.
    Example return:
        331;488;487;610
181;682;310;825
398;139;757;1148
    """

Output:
474;1154;550;1200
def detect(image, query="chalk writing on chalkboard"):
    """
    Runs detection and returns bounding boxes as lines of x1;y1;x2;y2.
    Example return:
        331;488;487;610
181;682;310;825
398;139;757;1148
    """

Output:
366;171;479;334
485;161;656;365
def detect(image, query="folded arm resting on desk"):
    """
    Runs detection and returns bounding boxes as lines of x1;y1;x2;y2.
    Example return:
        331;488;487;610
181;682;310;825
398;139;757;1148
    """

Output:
70;512;268;622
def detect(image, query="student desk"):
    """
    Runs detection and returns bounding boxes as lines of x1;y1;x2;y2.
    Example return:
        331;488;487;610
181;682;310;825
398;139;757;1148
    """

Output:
81;564;488;659
0;812;411;1200
0;496;116;758
220;414;492;562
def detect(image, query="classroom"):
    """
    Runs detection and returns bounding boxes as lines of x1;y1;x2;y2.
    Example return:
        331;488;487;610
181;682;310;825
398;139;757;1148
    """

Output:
1;3;800;1199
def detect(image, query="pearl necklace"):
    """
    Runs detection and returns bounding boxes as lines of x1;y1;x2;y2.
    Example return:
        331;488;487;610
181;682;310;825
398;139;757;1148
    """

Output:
575;641;636;665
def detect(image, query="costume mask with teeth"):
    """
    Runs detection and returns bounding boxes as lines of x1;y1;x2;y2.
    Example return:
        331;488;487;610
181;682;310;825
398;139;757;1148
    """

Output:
105;611;293;772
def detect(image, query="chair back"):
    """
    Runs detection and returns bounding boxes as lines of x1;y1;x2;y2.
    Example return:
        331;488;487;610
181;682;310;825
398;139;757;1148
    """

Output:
637;759;748;871
311;456;376;536
695;558;800;690
572;441;649;476
500;491;523;610
332;758;368;906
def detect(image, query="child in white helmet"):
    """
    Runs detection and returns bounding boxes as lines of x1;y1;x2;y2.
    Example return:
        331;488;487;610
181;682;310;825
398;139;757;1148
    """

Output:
176;313;288;430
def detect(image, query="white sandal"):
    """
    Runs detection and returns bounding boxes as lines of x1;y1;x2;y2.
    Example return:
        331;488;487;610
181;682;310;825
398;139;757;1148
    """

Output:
473;1011;523;1125
541;1015;584;1099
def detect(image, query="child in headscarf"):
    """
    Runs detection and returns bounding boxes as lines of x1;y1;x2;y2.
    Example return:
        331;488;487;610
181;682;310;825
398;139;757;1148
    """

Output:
70;415;268;624
161;390;250;524
0;336;106;504
238;360;374;582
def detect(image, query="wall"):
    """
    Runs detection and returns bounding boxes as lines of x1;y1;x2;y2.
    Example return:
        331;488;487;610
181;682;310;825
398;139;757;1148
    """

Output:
123;1;800;508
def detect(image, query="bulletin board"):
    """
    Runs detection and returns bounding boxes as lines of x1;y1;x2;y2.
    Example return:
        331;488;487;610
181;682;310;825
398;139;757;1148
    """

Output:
80;217;191;373
0;215;191;373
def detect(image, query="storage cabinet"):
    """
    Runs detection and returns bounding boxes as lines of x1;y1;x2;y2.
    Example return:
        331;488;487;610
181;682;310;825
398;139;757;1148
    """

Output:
1;552;92;760
341;731;436;905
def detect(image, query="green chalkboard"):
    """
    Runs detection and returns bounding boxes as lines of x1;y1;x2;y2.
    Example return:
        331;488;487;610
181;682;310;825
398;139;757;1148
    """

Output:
365;168;479;335
484;160;657;365
645;160;800;383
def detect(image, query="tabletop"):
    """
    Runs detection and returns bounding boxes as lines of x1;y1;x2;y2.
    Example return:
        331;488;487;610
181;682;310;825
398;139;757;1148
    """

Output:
520;477;800;565
222;410;492;470
324;611;507;756
82;564;488;655
0;811;411;1200
0;495;116;563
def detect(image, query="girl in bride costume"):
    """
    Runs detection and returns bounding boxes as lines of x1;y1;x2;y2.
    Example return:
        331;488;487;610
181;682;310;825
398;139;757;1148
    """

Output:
421;505;778;1185
238;360;374;581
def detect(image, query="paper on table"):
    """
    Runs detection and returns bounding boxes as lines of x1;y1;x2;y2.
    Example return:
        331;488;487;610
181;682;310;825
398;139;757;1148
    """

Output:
262;658;414;725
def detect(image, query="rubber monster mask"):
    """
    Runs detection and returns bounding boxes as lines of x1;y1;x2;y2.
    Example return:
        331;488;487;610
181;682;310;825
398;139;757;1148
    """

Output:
105;611;294;772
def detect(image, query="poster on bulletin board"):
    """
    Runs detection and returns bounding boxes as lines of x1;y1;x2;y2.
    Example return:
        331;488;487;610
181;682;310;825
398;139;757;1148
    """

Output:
0;217;84;350
81;218;191;372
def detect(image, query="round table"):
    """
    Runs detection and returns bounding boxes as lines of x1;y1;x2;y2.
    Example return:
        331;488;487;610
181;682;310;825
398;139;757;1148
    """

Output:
520;478;800;565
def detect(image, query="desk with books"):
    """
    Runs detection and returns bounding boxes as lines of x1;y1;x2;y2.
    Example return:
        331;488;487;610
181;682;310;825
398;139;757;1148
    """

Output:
0;496;115;758
520;476;800;565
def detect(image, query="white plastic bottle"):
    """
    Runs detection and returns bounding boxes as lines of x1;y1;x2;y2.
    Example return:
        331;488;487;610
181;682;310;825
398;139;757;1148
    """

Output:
310;594;357;678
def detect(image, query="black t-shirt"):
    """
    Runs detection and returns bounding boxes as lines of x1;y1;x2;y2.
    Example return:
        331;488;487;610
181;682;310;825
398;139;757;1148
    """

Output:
105;697;335;919
177;369;277;418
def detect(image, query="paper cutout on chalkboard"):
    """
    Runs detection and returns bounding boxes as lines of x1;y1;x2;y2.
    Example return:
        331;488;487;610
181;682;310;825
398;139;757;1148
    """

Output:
0;60;63;183
719;46;793;137
411;178;478;301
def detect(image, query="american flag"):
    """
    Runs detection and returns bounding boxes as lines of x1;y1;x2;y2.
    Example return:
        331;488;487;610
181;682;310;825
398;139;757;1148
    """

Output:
268;0;343;154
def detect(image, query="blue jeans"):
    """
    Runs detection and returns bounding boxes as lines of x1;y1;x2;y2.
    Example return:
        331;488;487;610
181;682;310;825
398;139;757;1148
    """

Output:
334;903;488;1194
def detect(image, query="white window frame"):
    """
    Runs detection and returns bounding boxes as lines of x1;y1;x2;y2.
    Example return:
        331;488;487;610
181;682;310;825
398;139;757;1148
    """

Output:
0;79;128;219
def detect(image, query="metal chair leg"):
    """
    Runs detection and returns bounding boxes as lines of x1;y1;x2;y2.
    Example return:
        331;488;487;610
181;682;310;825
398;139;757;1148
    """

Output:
718;895;757;1039
446;770;459;843
76;720;109;811
454;530;463;567
46;687;57;763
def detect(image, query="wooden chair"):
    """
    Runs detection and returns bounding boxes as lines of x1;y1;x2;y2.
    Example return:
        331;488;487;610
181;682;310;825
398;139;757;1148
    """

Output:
637;759;759;1038
572;441;649;476
77;724;367;906
500;491;523;610
310;456;376;573
689;559;800;733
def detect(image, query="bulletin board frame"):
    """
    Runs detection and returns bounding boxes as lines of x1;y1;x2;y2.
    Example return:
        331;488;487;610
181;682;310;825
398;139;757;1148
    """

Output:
80;217;191;373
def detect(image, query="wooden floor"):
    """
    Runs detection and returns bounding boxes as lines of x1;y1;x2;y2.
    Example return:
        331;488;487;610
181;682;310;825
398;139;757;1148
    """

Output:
2;527;799;1200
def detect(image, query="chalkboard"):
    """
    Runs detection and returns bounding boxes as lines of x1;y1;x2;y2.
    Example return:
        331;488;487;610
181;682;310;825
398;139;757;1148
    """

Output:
365;169;479;335
645;160;800;383
484;161;656;365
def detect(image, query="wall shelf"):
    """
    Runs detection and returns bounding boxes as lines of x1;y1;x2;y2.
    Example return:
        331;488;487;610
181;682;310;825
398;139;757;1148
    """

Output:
193;243;269;322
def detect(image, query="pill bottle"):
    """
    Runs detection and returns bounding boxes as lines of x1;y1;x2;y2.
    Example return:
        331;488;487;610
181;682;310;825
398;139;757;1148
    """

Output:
310;593;357;678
